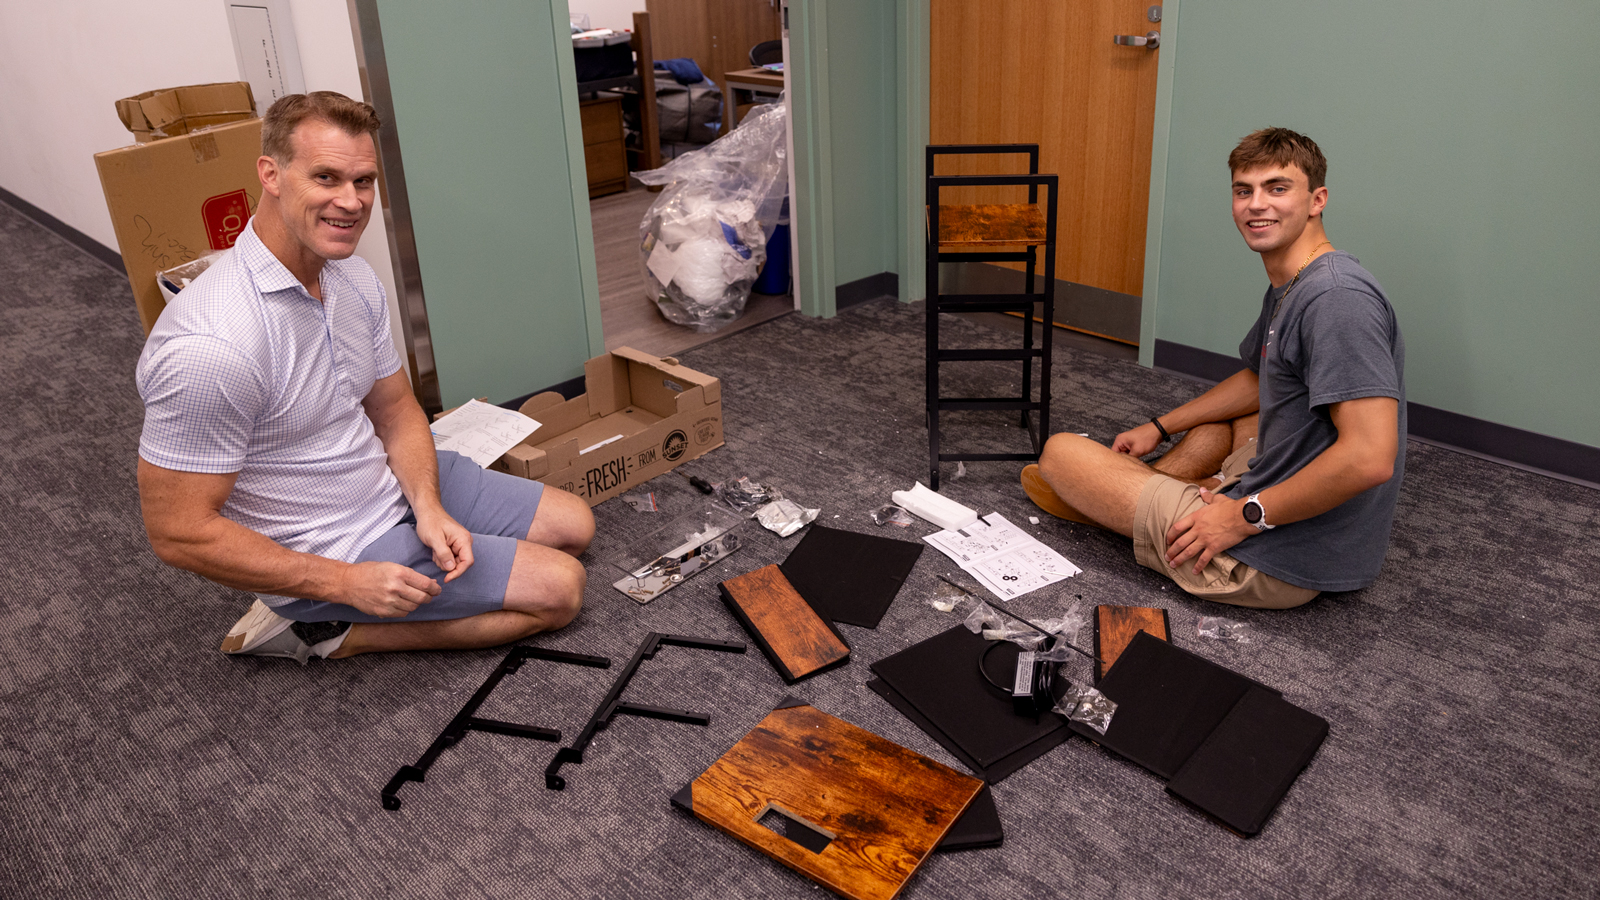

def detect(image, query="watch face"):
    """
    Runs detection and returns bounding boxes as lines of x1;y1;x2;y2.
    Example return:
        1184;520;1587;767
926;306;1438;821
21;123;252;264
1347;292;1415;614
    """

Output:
1243;501;1263;524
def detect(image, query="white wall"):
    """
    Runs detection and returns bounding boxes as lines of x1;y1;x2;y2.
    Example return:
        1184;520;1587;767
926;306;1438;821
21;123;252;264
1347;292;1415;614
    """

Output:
570;1;646;33
0;0;404;361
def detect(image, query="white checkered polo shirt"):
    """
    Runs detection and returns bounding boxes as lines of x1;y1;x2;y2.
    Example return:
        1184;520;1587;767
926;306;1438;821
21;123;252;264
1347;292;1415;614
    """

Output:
137;219;410;602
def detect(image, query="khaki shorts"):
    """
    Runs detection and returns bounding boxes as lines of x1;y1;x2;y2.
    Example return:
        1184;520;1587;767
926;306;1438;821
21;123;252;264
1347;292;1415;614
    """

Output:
1131;441;1320;610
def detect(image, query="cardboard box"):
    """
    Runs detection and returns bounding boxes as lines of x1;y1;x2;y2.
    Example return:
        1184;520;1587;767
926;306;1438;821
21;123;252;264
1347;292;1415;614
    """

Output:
94;117;263;334
495;347;724;506
115;82;256;142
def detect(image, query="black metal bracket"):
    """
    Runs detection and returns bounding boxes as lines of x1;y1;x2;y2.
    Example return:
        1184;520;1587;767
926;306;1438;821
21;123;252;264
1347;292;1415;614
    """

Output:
382;645;611;810
545;632;746;790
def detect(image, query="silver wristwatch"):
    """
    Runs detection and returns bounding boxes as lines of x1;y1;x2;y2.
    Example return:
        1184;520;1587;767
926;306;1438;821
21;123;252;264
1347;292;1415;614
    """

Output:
1241;493;1274;531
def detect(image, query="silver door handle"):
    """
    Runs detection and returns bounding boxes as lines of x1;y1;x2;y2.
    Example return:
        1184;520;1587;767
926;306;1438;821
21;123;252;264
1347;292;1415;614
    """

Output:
1113;31;1160;49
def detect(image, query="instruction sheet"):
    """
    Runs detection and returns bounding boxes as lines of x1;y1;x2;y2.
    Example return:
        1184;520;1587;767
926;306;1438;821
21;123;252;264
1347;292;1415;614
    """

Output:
430;399;541;469
923;512;1081;600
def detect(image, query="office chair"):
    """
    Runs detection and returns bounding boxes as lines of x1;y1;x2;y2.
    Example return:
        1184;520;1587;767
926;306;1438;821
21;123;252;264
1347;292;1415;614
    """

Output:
749;40;783;67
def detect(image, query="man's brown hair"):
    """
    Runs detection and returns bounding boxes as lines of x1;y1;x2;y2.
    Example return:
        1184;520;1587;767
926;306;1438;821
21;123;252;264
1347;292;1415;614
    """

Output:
1228;127;1327;190
261;91;382;162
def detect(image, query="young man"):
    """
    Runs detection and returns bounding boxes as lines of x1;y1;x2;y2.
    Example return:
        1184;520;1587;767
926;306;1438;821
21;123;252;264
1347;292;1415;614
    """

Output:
136;92;594;663
1022;127;1405;608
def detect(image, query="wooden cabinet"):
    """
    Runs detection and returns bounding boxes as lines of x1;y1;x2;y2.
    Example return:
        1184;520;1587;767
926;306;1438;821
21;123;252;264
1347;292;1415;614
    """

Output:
580;94;628;198
646;0;782;132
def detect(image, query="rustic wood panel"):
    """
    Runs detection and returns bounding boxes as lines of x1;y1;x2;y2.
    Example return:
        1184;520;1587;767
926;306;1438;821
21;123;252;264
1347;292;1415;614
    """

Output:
720;565;849;682
930;0;1159;297
711;0;783;131
1094;605;1170;681
934;204;1047;247
647;0;713;74
691;703;983;900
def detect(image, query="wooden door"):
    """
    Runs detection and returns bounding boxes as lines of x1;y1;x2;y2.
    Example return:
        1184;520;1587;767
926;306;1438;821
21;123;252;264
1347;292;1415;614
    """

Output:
931;0;1160;302
648;0;780;132
709;0;782;130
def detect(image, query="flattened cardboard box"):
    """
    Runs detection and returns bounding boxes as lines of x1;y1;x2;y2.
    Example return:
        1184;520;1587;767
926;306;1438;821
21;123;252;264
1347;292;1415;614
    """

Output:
115;82;256;142
95;117;263;334
496;347;723;507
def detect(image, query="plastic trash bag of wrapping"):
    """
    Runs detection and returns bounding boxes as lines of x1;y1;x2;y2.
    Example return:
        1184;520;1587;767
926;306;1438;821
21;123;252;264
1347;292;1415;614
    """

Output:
635;100;788;331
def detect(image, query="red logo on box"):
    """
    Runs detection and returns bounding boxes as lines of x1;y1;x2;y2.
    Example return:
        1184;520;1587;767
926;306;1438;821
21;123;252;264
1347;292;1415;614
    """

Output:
202;189;252;250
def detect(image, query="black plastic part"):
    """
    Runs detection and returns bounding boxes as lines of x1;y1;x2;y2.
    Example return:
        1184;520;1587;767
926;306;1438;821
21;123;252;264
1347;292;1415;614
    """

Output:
937;783;1004;851
382;645;610;811
544;632;746;791
778;524;924;629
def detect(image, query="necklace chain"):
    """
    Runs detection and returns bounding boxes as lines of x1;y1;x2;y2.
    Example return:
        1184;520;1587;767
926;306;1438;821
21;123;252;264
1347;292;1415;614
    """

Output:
1271;240;1333;319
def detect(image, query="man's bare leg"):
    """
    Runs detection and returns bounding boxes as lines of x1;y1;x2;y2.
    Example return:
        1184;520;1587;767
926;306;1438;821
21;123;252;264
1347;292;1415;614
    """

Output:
524;486;594;556
1033;434;1163;537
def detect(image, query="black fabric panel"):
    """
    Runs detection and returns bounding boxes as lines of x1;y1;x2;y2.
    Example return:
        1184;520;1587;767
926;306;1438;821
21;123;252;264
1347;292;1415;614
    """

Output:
780;524;924;628
865;678;1070;785
938;784;1003;851
869;626;1071;771
1074;631;1277;779
1165;686;1329;836
669;782;695;814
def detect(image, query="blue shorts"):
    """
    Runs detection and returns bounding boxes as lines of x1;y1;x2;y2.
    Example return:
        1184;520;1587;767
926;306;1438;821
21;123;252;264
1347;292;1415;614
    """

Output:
272;450;545;624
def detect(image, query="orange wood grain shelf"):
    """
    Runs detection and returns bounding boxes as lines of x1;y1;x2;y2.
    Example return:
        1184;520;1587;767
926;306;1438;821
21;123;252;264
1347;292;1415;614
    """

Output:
1095;605;1170;681
930;203;1049;247
719;565;849;683
688;703;984;900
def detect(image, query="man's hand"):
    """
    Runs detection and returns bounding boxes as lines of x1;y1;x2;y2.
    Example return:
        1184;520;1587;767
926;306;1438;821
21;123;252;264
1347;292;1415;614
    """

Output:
1164;490;1255;576
415;507;475;583
1112;422;1165;457
335;560;442;617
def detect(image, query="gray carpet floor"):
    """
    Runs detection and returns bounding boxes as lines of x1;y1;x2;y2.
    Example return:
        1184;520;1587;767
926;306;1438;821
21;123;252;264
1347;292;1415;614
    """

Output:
3;198;1598;899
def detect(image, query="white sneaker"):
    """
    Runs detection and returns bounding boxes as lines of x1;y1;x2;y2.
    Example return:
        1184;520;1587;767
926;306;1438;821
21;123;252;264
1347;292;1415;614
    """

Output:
220;599;311;665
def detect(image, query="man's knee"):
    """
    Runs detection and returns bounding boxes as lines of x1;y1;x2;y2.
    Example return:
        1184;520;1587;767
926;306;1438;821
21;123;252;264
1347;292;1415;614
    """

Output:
1041;432;1098;473
505;547;585;629
529;487;595;556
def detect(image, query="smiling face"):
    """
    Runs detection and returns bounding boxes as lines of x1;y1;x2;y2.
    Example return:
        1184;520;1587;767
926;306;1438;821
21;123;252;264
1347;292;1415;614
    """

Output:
1231;163;1328;257
257;119;378;271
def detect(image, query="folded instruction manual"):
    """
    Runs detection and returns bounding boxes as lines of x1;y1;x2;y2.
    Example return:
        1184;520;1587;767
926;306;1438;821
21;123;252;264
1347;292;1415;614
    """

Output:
923;513;1081;600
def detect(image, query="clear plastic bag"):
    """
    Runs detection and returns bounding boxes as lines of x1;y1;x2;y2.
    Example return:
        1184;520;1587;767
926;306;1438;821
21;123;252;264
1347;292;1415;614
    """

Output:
1053;684;1117;734
635;101;789;331
753;498;818;537
1196;616;1255;643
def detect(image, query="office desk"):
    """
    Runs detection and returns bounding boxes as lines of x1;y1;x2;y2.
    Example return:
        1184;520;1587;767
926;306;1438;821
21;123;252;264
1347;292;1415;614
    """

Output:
723;67;784;126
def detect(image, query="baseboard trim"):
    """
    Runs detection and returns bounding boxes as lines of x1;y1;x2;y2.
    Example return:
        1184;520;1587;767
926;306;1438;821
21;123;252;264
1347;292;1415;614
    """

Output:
500;374;587;411
1152;339;1599;489
836;272;897;310
0;185;125;275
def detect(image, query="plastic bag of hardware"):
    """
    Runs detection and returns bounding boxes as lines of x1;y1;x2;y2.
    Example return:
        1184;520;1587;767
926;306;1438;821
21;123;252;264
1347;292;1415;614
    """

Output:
716;476;783;514
753;498;818;537
621;491;660;513
1196;616;1255;643
928;580;971;613
635;101;789;332
872;505;915;527
1053;683;1118;734
963;600;1005;635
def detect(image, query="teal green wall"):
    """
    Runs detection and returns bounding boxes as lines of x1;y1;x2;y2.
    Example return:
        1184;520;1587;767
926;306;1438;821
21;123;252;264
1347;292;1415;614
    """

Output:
788;0;904;316
825;2;898;288
375;0;602;407
1151;0;1600;447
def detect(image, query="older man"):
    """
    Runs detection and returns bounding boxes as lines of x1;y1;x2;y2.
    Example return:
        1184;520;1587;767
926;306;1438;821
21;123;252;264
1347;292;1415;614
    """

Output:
137;92;592;663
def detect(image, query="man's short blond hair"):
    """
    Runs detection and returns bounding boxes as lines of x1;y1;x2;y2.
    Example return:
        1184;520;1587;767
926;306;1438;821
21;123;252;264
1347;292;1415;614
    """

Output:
261;92;381;163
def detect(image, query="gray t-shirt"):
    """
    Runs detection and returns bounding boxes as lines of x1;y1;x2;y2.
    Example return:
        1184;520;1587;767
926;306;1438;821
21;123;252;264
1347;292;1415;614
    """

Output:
1224;251;1406;592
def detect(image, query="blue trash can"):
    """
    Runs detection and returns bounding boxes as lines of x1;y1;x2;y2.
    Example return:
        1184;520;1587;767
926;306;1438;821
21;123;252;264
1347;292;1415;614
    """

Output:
753;221;791;295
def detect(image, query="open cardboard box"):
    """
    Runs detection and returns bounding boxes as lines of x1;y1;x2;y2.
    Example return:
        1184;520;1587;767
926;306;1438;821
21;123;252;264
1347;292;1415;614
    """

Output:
95;117;263;334
495;347;723;506
115;82;257;143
